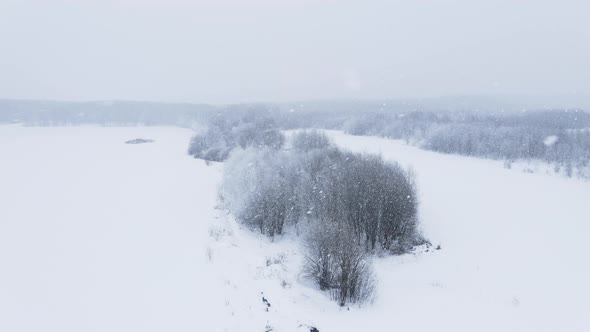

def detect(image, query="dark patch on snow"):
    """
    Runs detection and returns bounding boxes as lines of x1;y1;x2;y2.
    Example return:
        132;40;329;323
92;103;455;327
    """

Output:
125;138;154;144
261;292;271;311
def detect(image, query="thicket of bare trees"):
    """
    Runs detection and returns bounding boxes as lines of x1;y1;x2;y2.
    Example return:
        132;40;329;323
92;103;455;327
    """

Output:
188;112;284;161
221;131;421;306
290;130;333;152
343;109;590;178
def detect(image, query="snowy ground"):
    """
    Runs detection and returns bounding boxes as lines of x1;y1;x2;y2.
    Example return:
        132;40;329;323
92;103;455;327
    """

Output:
0;126;225;332
1;126;589;332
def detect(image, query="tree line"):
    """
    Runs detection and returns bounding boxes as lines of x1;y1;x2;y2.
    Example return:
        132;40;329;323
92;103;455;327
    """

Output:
342;109;590;178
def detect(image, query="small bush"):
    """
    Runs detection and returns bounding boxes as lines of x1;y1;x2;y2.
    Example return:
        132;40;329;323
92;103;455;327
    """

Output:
291;130;332;152
304;222;376;306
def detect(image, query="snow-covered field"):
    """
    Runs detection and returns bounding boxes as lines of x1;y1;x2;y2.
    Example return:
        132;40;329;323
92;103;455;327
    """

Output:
0;126;225;332
1;126;589;332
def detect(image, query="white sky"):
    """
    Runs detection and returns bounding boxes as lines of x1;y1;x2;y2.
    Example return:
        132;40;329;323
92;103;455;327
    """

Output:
1;0;589;104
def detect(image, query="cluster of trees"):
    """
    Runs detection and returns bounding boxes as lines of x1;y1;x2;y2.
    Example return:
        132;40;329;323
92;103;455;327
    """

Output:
222;131;421;305
343;109;590;178
188;112;284;161
423;123;590;164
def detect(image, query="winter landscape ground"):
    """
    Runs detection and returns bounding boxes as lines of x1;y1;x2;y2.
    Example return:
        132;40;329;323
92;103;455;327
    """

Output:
1;125;589;332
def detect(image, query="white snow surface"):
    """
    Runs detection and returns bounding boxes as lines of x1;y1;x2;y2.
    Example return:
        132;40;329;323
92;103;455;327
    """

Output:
0;126;224;332
1;126;589;332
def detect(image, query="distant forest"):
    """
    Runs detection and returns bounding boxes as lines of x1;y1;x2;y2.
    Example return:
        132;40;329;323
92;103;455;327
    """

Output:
0;100;215;127
2;98;589;178
340;109;590;178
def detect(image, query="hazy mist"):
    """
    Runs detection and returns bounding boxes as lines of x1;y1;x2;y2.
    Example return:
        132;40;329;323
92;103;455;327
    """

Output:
1;0;589;104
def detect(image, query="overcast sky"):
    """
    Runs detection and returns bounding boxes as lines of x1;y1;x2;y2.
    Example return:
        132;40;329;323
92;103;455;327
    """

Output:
0;0;588;104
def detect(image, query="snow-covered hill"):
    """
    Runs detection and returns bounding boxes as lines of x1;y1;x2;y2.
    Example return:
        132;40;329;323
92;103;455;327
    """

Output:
1;126;588;332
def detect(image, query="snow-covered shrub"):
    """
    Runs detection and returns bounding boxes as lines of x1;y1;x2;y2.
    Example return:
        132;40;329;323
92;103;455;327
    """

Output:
188;113;285;161
188;128;230;161
234;122;285;150
265;253;286;267
304;222;376;306
300;149;419;252
209;223;233;241
222;148;300;237
303;222;338;291
290;130;332;152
